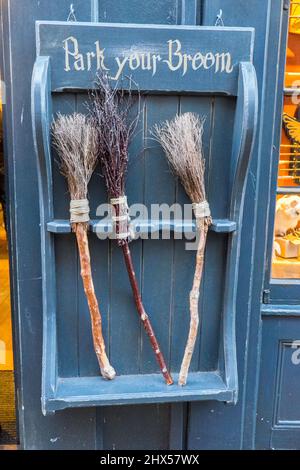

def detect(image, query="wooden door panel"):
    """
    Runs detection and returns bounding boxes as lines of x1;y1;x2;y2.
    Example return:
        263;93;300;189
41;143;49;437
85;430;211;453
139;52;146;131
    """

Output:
256;315;300;449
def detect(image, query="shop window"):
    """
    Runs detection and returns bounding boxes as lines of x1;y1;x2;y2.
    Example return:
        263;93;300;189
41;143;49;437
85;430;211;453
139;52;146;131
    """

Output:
272;2;300;279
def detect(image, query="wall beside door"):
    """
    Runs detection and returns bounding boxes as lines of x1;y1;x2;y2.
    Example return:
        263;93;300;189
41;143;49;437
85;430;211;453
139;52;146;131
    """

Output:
0;0;294;450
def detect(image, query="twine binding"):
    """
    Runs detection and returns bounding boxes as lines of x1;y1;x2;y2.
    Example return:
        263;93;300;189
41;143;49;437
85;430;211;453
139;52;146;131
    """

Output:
110;195;132;240
192;201;211;219
70;199;90;223
112;214;130;222
110;196;128;205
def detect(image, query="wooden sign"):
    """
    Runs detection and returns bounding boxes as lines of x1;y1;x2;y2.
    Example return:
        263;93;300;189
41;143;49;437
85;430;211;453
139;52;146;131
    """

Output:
36;22;254;95
32;19;258;412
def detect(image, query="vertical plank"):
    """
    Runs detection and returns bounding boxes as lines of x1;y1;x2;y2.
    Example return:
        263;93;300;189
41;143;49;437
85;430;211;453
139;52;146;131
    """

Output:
98;0;179;24
169;403;187;450
54;236;78;377
208;97;235;219
91;0;99;22
76;92;98;376
198;97;235;370
180;0;201;25
102;404;170;450
74;93;112;376
96;407;104;450
198;234;227;371
170;96;213;373
141;95;178;373
109;99;145;375
52;94;79;377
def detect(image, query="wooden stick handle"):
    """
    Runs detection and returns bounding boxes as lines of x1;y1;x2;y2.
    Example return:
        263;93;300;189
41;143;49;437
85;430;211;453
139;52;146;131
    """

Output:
178;219;209;386
75;222;116;380
122;242;173;385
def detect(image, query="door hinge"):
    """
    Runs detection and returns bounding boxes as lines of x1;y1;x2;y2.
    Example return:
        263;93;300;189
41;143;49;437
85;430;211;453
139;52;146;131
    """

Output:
262;289;270;304
283;1;290;11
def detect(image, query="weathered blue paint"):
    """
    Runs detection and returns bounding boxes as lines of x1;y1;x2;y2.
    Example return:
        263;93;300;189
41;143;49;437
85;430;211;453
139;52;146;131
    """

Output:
1;0;298;450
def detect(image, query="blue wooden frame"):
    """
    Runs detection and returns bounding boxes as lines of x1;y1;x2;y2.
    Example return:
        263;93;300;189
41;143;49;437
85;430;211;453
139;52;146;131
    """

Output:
31;21;258;415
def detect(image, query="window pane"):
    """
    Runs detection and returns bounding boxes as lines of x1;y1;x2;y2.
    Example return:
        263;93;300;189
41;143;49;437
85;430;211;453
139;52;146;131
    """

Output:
272;192;300;279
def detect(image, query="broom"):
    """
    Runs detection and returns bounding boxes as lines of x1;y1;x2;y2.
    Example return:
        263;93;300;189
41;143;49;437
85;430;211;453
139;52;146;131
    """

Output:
52;112;116;380
90;75;173;385
154;113;211;386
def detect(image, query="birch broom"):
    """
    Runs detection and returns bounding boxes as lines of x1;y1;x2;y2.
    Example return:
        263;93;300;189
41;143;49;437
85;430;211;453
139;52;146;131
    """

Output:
52;113;116;380
154;113;211;386
90;75;173;385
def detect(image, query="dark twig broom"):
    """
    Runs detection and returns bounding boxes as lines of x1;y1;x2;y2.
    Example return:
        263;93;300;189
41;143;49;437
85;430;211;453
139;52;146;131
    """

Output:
154;113;211;386
52;112;116;380
90;75;173;385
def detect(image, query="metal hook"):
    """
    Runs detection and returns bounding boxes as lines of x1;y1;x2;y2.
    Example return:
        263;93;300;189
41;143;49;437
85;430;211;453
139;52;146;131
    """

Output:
67;3;77;22
215;9;224;27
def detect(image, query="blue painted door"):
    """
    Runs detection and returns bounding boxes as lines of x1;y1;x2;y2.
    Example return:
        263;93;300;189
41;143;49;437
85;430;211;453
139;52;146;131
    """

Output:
1;0;296;450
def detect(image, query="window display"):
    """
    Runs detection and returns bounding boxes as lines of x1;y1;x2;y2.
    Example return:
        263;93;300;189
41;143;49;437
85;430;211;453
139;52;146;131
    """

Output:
272;3;300;279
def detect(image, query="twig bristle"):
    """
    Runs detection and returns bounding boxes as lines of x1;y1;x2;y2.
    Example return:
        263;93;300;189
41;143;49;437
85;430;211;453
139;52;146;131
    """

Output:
154;113;206;204
51;113;98;200
89;74;139;199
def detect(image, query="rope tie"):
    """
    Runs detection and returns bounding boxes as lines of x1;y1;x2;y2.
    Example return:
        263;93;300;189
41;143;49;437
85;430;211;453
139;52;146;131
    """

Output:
67;3;77;22
110;196;128;205
192;201;211;219
70;199;90;223
215;9;224;27
110;195;132;240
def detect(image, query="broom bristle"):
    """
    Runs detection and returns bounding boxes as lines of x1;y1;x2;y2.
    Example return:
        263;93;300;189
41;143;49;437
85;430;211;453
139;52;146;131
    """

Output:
154;113;206;204
89;74;138;199
51;112;98;200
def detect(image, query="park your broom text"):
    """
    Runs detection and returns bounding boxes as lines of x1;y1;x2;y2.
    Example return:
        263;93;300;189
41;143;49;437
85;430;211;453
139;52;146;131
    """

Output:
63;36;234;80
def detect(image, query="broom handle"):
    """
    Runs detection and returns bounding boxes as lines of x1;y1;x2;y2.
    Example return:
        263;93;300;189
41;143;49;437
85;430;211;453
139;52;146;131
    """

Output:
75;222;116;380
178;219;209;386
122;242;173;385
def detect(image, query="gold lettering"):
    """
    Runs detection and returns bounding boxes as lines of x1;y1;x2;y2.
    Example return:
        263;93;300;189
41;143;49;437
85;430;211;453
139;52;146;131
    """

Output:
63;36;84;72
163;39;183;71
95;41;109;71
151;54;161;76
74;55;84;71
191;52;204;70
111;56;128;81
129;53;140;70
203;52;215;70
215;52;233;73
182;54;192;76
61;36;234;77
140;53;152;71
86;52;95;71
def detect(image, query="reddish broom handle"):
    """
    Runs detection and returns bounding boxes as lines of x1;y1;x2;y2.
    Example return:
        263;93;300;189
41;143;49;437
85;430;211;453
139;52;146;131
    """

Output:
122;242;173;385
